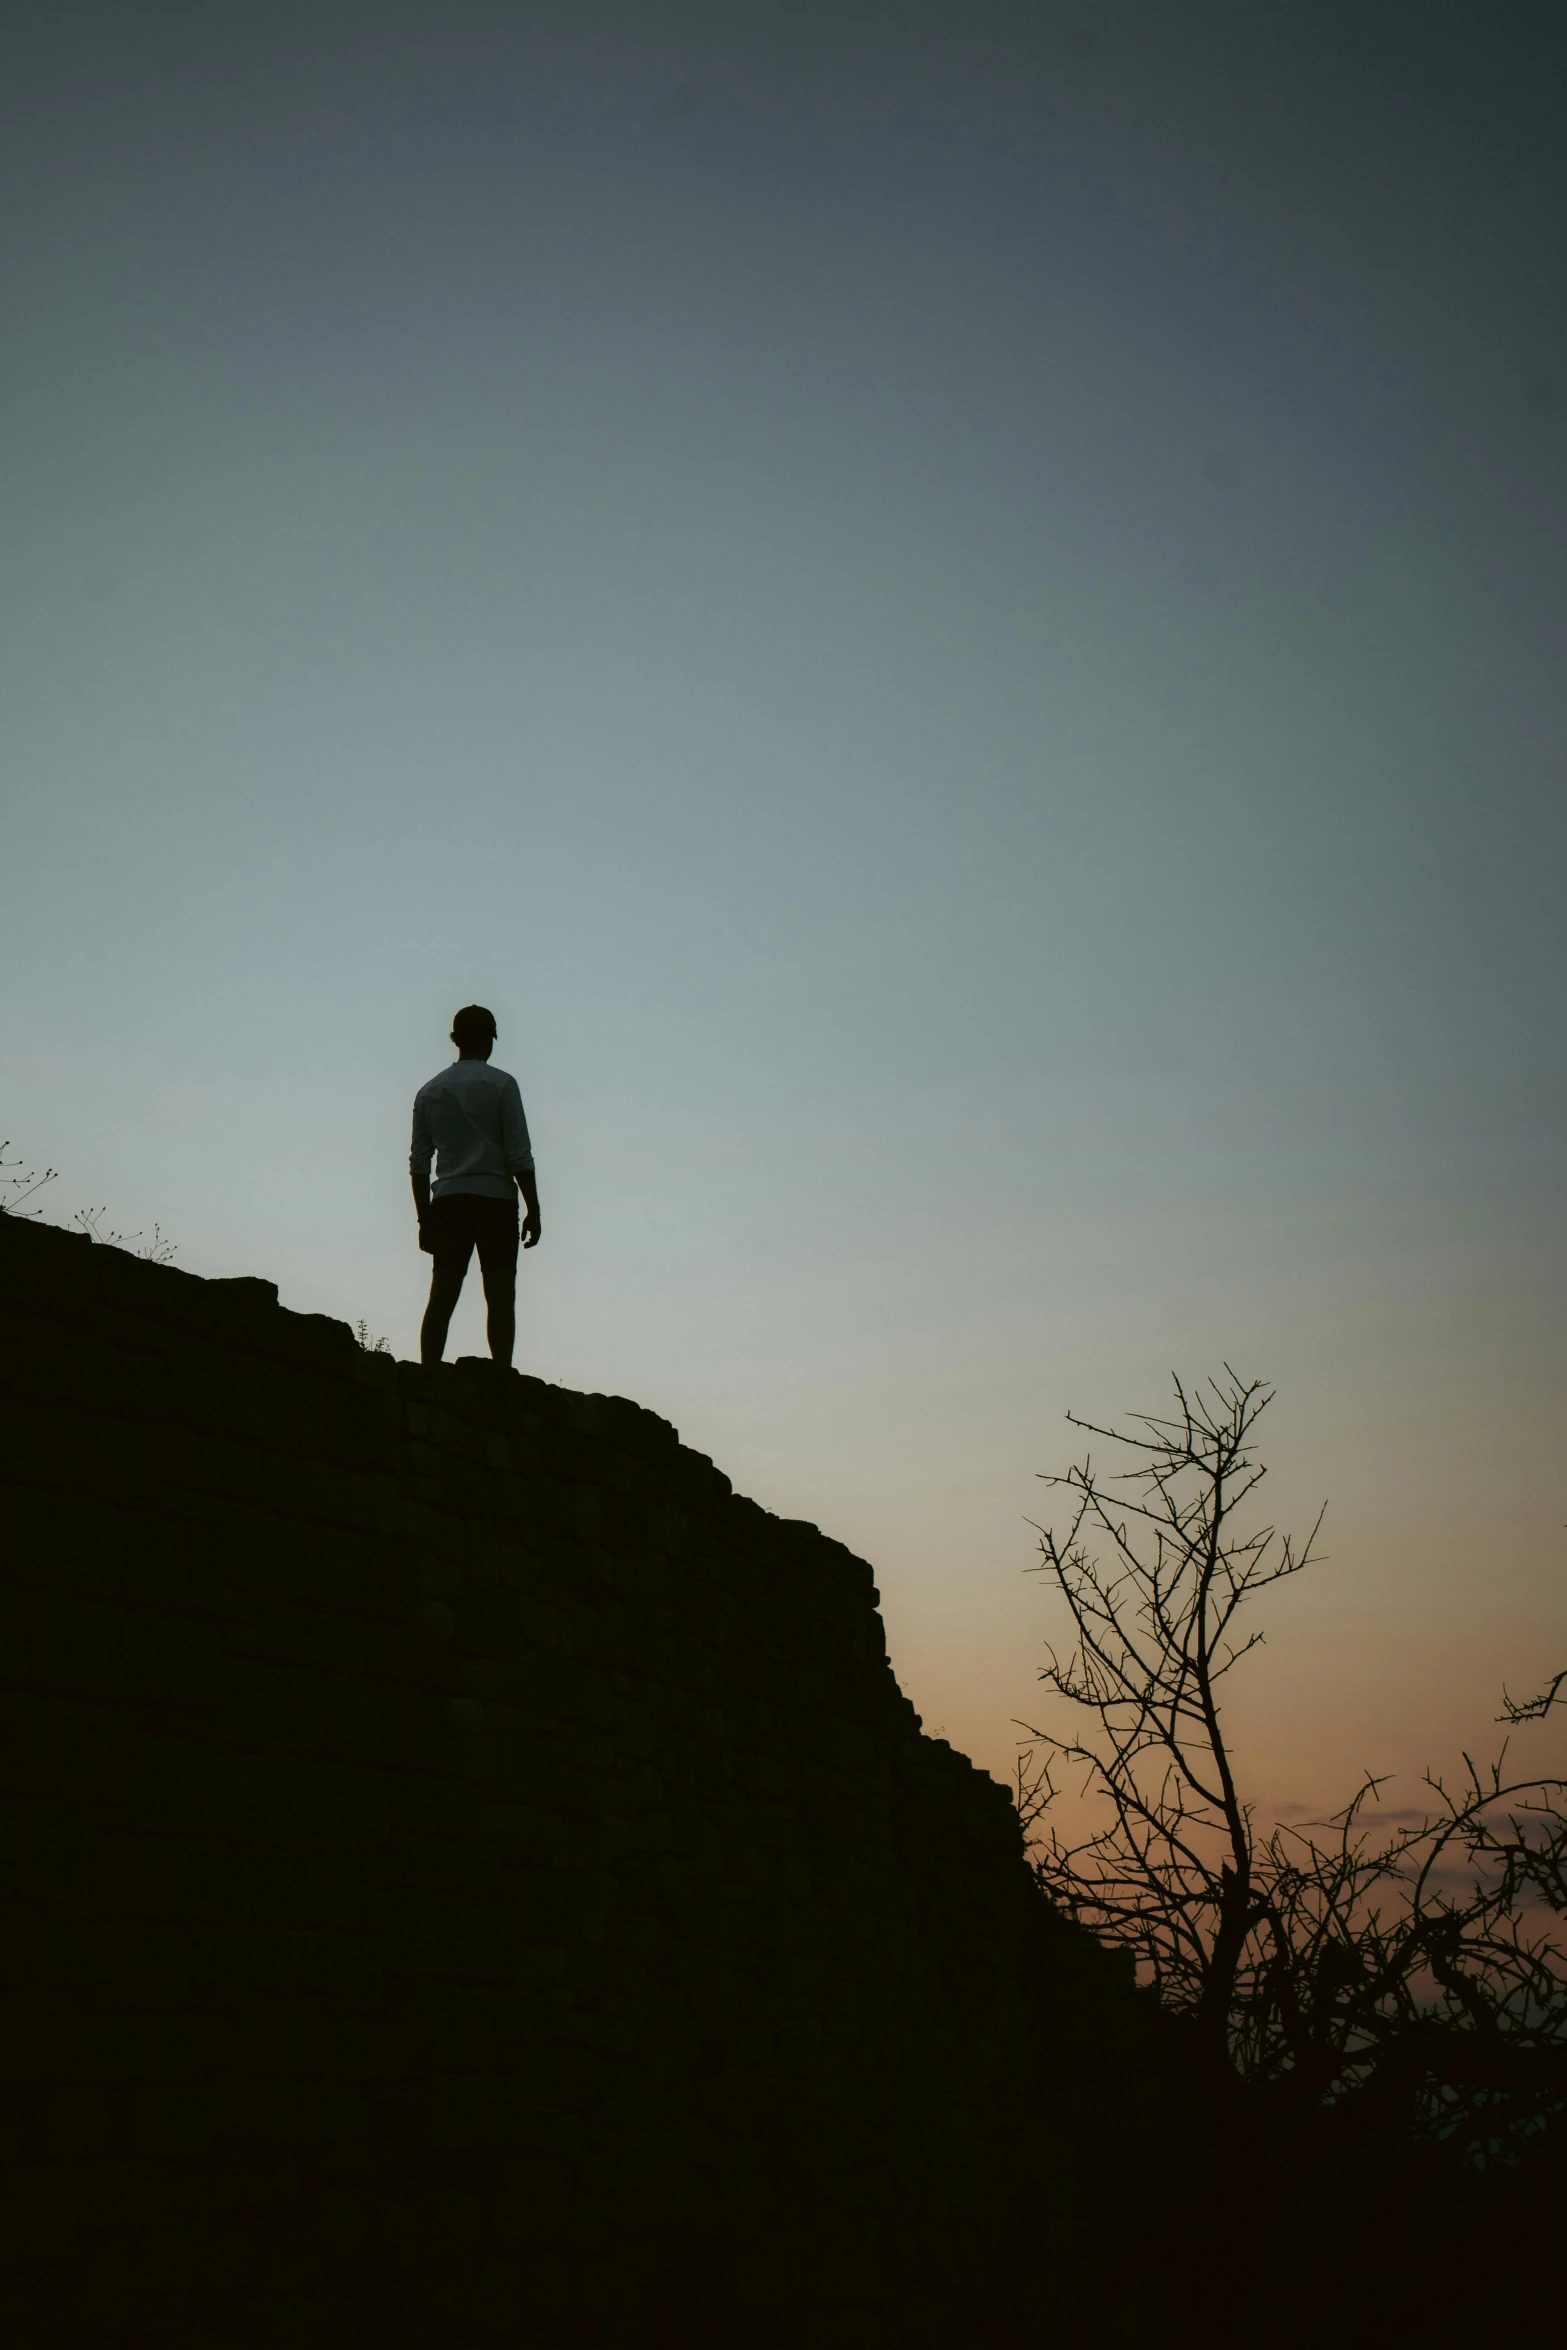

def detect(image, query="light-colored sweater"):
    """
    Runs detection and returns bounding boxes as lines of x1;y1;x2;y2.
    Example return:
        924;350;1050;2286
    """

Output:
409;1060;535;1200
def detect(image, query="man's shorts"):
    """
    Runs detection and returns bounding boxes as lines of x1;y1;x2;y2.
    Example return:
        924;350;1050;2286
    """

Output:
423;1194;519;1285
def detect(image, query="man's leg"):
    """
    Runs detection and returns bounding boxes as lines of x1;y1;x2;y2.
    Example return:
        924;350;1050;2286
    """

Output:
478;1256;516;1367
476;1200;520;1369
421;1264;466;1365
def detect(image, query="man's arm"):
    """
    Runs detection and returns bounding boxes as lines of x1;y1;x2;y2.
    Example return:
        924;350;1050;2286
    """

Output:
410;1096;435;1249
517;1168;541;1248
501;1076;541;1248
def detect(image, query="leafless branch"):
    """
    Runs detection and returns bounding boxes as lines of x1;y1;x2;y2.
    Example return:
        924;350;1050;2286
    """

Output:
1500;1667;1567;1725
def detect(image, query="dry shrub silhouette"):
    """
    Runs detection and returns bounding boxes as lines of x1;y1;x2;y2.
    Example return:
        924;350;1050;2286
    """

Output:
1018;1373;1566;2171
0;1139;57;1218
3;1141;177;1264
70;1204;178;1263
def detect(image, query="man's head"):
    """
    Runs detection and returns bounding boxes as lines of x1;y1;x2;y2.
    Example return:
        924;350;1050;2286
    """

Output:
451;1004;498;1060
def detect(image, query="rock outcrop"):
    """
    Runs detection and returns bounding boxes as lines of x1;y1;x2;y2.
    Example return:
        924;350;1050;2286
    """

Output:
0;1215;1129;2347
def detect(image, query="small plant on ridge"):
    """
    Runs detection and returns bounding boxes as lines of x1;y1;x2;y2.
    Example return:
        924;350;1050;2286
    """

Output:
0;1141;58;1218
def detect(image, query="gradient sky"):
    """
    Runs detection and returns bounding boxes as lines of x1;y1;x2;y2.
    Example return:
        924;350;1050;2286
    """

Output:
4;1;1564;1812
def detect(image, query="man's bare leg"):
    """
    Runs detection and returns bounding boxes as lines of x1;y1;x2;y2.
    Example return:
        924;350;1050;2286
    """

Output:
421;1265;465;1365
480;1262;516;1369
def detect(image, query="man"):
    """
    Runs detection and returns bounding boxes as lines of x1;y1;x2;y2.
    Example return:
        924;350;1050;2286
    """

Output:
409;1005;541;1368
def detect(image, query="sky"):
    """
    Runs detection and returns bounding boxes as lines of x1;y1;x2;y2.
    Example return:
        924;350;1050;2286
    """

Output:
3;0;1564;1812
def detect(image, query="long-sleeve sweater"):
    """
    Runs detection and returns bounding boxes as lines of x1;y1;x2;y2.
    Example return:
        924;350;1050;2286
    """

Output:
409;1060;535;1200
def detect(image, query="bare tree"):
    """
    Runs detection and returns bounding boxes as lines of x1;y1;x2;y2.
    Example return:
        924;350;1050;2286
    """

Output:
1018;1372;1567;2162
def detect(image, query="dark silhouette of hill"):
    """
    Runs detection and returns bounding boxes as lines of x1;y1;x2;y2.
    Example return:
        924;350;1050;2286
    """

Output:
0;1214;1150;2348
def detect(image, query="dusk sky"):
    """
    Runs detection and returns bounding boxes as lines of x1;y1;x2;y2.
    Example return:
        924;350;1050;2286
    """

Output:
4;1;1564;1809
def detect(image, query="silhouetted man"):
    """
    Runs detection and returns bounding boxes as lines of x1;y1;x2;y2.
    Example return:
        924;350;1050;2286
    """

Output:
410;1005;541;1368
